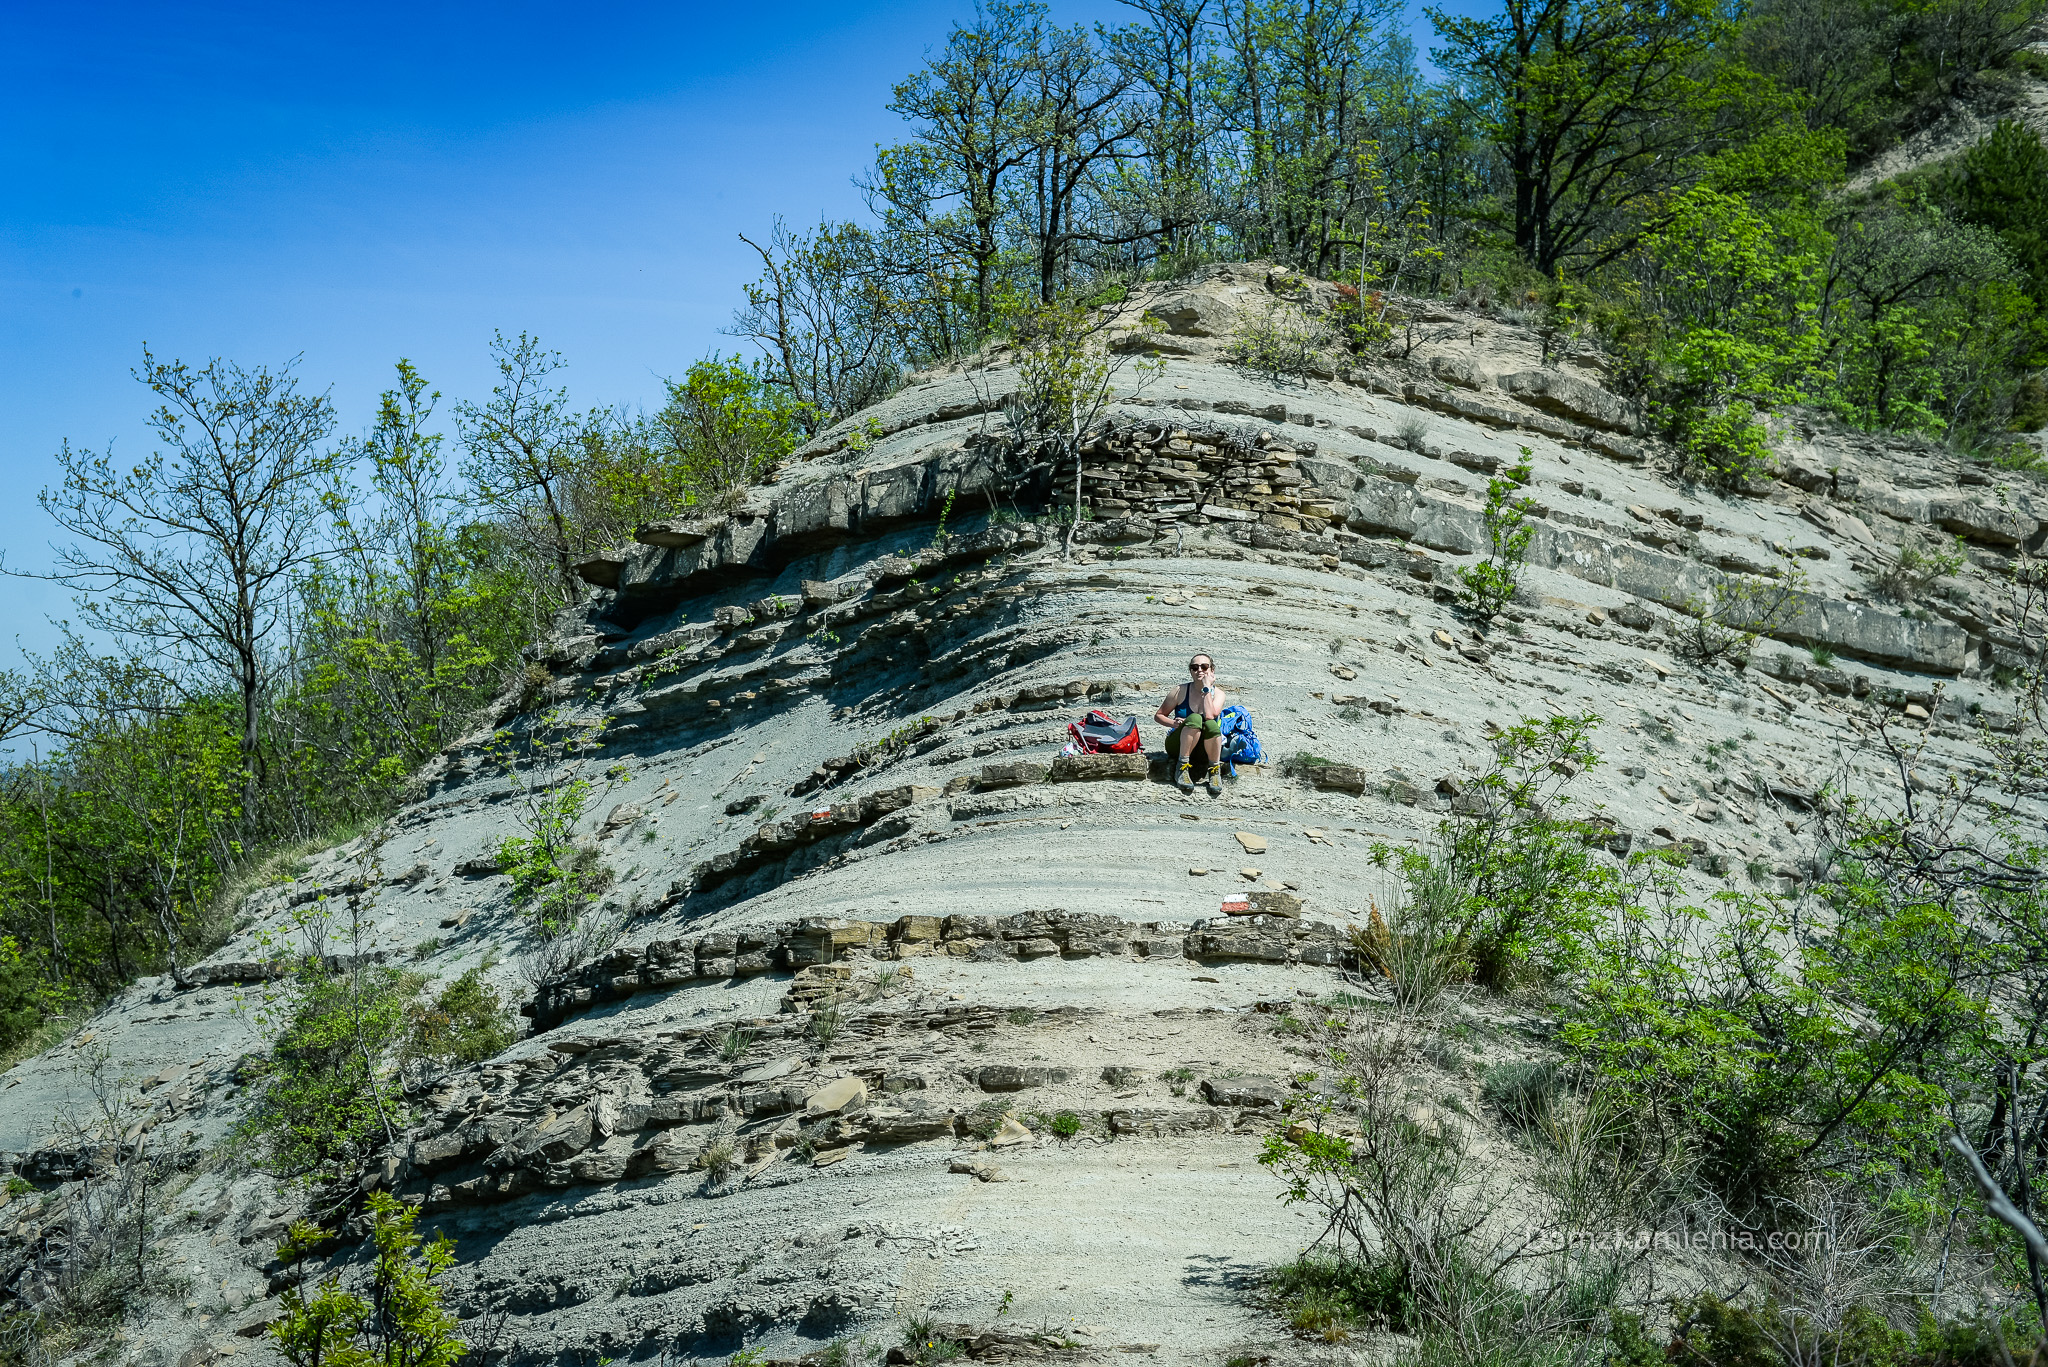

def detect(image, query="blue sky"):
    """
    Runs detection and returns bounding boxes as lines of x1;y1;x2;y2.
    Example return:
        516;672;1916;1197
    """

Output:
1;0;1461;663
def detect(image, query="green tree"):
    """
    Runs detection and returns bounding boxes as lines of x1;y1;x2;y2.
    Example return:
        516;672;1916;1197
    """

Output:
455;332;593;611
401;967;513;1082
244;872;421;1182
648;357;801;513
1102;0;1217;266
871;0;1049;334
1005;298;1164;555
1641;183;1827;482
1211;0;1412;275
245;959;418;1180
732;218;905;431
1941;120;2048;307
1822;205;2027;435
1017;20;1147;302
1430;0;1749;271
1456;456;1536;616
291;361;514;815
1744;0;2040;155
28;351;340;826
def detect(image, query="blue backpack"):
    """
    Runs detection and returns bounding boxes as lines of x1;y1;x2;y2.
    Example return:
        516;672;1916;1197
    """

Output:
1219;706;1262;777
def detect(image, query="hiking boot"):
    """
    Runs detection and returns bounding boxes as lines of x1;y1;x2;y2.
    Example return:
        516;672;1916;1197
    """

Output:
1204;765;1224;797
1174;762;1196;794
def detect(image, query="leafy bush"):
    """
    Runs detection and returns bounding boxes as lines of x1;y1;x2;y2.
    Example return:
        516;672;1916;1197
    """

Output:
1873;538;1966;603
648;356;801;513
0;933;64;1066
1939;121;2048;310
490;713;622;934
1367;714;1630;990
1639;184;1828;487
1561;884;1979;1204
1226;304;1334;385
403;967;513;1077
244;962;421;1181
271;1192;465;1367
1677;400;1777;487
1261;1014;1634;1364
1824;206;2033;441
1269;1253;1414;1339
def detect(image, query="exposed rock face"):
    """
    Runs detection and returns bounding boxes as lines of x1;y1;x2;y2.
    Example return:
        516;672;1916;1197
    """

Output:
5;265;2043;1367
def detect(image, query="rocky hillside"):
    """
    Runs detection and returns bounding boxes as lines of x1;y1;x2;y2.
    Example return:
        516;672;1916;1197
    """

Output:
5;261;2044;1367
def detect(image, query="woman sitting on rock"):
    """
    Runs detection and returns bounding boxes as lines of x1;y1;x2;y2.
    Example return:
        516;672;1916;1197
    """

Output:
1156;652;1227;796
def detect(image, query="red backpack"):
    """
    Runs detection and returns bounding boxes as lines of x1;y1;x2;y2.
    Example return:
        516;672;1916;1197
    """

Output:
1066;709;1142;754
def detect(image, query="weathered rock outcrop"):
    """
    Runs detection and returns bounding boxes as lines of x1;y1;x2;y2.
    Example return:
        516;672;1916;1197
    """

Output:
7;263;2045;1367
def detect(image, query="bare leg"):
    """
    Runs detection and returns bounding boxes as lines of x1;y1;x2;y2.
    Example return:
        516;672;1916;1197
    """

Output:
1177;728;1199;763
1201;732;1223;770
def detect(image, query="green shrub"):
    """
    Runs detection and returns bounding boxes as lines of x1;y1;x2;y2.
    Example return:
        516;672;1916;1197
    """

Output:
809;995;845;1044
1940;120;2048;305
1480;1061;1564;1130
270;1192;465;1367
1457;458;1537;618
243;963;421;1180
487;712;623;935
1048;1110;1082;1139
1639;185;1823;488
1669;564;1808;666
1225;304;1333;385
1269;1253;1415;1337
1560;886;1976;1204
403;967;513;1075
1366;713;1624;991
698;1138;738;1184
900;1314;965;1367
1873;538;1966;603
1675;400;1777;488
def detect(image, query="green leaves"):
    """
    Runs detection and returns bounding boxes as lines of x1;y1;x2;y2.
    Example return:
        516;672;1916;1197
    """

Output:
1565;878;1987;1203
1368;711;1622;991
1457;457;1536;618
403;968;513;1074
1430;0;1740;270
1640;184;1826;485
243;962;420;1181
271;1193;465;1367
650;356;801;512
1944;120;2048;307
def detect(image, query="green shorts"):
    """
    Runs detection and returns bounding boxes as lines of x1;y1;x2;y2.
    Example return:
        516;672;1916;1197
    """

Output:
1166;716;1223;751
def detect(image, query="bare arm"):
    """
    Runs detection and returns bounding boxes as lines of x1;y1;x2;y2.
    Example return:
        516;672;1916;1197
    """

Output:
1153;685;1184;728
